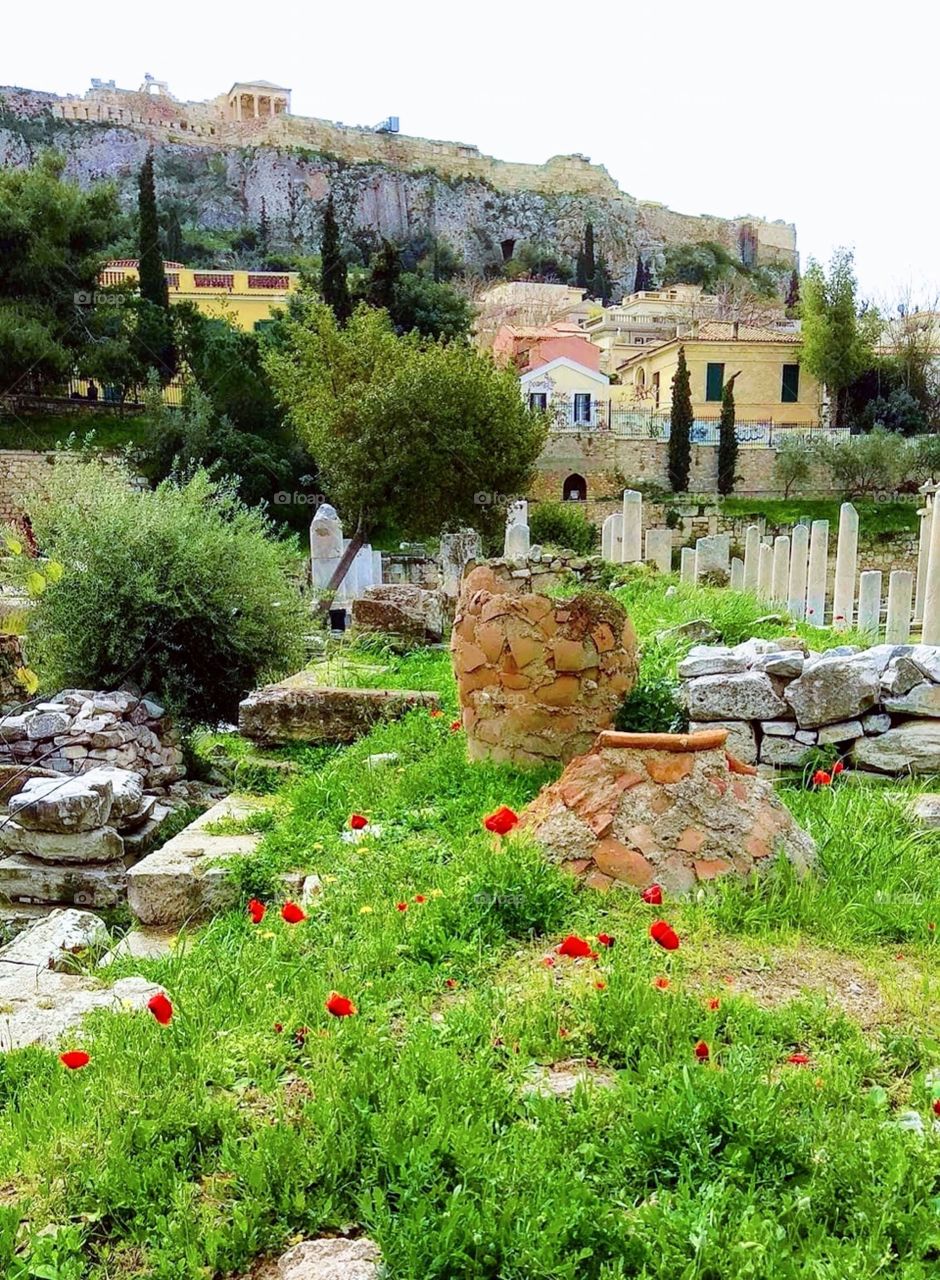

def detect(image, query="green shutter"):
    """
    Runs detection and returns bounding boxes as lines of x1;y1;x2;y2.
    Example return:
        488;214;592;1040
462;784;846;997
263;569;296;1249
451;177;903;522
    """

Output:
705;362;724;402
781;364;800;403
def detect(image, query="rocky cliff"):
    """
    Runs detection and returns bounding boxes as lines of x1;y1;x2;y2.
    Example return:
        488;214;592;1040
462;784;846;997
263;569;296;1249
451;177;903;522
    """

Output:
0;84;798;287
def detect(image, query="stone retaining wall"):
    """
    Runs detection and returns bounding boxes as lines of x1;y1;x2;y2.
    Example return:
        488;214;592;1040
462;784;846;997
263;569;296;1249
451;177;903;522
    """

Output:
678;639;940;774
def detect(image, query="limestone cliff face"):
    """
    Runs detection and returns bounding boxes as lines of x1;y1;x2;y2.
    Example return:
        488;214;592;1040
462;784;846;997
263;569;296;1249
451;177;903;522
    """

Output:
0;87;797;287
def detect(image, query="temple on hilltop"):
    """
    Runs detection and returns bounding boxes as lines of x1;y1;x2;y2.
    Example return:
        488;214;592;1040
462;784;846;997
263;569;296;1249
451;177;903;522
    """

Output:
53;76;292;130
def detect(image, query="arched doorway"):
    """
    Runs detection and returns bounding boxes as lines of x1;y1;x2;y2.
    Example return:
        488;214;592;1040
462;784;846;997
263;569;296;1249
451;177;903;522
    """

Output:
563;473;587;501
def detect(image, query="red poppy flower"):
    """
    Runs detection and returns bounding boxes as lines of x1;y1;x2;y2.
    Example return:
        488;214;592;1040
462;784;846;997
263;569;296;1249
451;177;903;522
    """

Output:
812;770;832;787
414;894;427;904
541;955;556;967
483;806;520;836
595;980;606;990
929;922;937;933
596;933;615;948
933;1099;940;1117
281;901;306;924
248;898;266;924
556;934;597;959
292;1025;310;1047
349;813;368;830
641;884;663;905
787;1053;810;1066
273;1022;284;1033
396;901;408;912
60;1050;89;1070
708;998;721;1011
558;1027;570;1038
325;992;357;1017
429;708;442;718
832;761;844;776
650;920;680;951
444;978;459;989
147;993;173;1026
653;976;670;990
450;719;462;732
694;1040;710;1060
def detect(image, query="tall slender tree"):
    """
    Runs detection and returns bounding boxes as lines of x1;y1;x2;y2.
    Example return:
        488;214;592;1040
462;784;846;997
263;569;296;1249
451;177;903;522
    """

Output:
320;194;351;323
258;197;270;257
136;150;175;380
163;208;184;263
591;255;612;305
633;255;650;293
575;221;596;291
717;374;738;496
800;248;873;426
668;347;693;493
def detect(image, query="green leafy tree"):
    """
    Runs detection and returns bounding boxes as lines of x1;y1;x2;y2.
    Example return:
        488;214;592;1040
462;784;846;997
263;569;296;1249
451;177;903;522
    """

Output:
264;300;548;602
717;374;738;495
319;194;351;323
365;239;402;311
591;256;613;305
815;427;910;497
773;434;814;497
136;150;176;381
391;273;472;341
800;248;875;426
668;347;693;492
258;197;270;258
23;462;306;723
0;152;122;392
662;240;739;290
528;501;597;555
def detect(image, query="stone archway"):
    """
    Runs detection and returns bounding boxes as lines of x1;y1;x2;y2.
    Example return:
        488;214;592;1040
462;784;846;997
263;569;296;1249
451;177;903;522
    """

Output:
563;473;587;501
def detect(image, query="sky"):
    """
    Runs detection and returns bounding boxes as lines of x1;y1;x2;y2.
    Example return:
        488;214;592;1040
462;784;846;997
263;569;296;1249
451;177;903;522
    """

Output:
2;0;937;305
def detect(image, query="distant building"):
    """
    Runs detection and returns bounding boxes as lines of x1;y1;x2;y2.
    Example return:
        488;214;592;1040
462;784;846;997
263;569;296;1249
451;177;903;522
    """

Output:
520;356;610;430
614;322;820;424
492;322;600;372
99;261;297;331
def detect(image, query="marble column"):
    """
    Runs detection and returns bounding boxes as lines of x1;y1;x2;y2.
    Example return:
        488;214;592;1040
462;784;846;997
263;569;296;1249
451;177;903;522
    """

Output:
742;524;760;592
601;513;622;563
786;523;809;620
621;490;643;563
914;493;934;625
856;570;882;638
832;502;859;630
758;542;773;599
679;547;696;583
771;535;790;605
730;557;745;591
921;487;940;644
805;519;829;627
885;569;913;644
645;527;672;574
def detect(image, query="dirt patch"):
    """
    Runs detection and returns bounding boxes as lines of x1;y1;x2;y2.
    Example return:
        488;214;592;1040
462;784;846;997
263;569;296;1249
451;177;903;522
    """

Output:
687;939;932;1033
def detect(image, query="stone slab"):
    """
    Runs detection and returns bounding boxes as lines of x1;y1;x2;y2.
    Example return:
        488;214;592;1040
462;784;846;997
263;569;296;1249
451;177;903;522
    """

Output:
689;719;757;765
8;773;113;832
759;736;814;767
816;719;864;745
684;672;788;722
277;1237;382;1280
852;719;940;775
0;852;129;907
239;674;441;745
677;646;746;679
0;822;124;864
0;970;161;1052
0;907;107;972
127;796;266;926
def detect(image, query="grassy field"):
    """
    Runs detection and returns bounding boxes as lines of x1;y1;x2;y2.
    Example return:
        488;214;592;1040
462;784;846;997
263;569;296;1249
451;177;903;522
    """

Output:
718;497;919;537
0;411;157;453
1;577;938;1279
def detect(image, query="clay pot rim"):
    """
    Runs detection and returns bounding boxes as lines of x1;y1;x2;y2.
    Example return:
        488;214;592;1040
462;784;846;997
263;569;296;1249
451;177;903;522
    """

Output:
595;729;729;753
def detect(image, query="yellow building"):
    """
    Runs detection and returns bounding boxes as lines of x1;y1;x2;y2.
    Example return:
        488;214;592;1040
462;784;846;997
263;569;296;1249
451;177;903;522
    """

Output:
99;260;298;331
614;322;820;426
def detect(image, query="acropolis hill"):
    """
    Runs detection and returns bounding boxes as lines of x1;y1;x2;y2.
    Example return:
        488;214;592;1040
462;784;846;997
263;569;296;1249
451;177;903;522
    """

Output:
0;77;798;286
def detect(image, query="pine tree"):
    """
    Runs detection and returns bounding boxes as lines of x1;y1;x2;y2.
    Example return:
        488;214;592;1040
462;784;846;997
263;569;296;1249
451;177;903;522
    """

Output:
668;347;693;493
136;149;175;381
320;194;352;323
717;375;738;496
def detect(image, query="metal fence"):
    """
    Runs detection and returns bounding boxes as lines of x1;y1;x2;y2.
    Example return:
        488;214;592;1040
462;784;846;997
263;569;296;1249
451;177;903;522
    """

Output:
66;377;184;407
553;405;849;448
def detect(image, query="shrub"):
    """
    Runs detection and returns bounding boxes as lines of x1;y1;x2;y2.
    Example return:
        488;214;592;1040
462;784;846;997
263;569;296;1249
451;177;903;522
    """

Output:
528;501;597;555
23;461;306;723
614;674;687;734
816;427;911;497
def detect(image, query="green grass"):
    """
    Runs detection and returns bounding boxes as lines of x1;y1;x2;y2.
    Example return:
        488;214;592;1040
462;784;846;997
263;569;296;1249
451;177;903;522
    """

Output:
0;578;938;1279
0;411;157;452
719;497;919;538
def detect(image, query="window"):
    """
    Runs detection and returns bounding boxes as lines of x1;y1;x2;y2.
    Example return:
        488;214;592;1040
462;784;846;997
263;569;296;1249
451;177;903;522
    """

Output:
563;473;587;501
705;362;725;402
781;364;800;403
573;393;592;424
652;371;660;408
527;392;548;412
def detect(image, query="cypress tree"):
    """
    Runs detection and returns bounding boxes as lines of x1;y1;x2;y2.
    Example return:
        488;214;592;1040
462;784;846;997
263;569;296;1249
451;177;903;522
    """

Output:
583;222;595;286
668;347;693;493
258;197;270;256
633;256;650;293
164;209;183;263
136;149;175;381
591;256;612;305
320;194;352;323
785;268;800;312
367;239;402;314
717;375;738;496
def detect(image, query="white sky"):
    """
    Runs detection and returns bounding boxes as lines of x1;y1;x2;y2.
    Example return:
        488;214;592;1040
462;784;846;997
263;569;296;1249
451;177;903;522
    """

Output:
2;0;936;305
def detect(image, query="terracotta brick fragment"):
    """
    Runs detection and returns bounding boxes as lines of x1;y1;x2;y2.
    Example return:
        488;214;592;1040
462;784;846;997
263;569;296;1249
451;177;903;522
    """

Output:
499;673;531;691
552;639;589;672
592;623;615;653
561;858;592;876
476;623;506;664
676;827;705;854
731;779;749;802
594;838;655;886
508;634;544;670
649;790;674;814
745;835;772;859
645;752;695;784
586;811;614;838
626;823;659;857
584;869;614;892
693;858;733;880
539;676;581;707
457;642;488;672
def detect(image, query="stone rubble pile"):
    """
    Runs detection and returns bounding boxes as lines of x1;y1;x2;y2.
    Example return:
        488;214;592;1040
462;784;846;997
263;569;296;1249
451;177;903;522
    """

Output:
0;765;171;909
0;690;184;787
522;727;815;894
351;583;446;647
679;640;940;773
